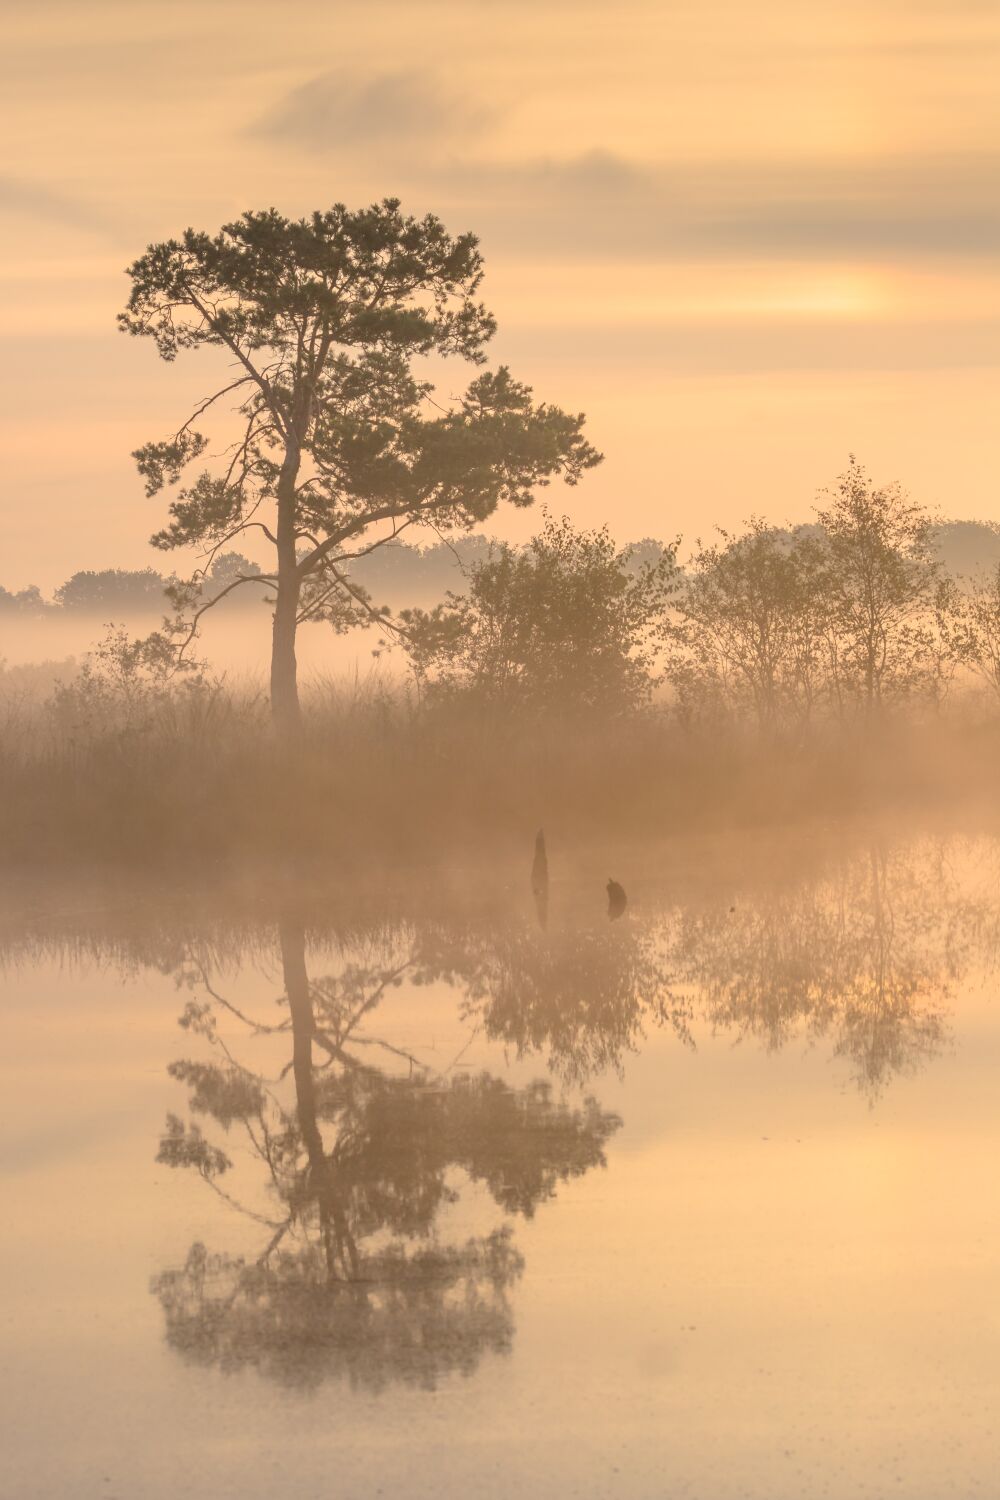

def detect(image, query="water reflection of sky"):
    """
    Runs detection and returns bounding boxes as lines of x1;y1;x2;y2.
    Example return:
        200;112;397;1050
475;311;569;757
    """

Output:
3;829;1000;1498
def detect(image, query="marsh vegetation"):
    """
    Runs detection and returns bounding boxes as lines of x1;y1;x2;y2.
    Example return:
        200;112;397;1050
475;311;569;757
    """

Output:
3;457;1000;867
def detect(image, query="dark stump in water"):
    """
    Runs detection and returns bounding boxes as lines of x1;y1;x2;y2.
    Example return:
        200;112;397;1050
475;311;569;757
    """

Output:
531;830;549;930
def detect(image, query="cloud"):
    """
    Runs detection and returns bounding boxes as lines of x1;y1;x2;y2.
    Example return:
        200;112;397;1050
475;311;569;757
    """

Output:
499;318;1000;374
430;150;1000;262
251;67;498;152
0;176;112;235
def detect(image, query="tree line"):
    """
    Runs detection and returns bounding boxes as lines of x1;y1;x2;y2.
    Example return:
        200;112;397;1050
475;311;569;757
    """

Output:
396;471;1000;736
0;553;260;615
1;536;563;615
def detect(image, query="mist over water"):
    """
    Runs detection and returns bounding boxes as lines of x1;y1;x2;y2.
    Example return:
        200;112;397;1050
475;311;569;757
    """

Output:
4;824;1000;1499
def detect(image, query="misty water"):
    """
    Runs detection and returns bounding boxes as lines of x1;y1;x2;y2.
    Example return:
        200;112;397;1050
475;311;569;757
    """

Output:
4;825;1000;1500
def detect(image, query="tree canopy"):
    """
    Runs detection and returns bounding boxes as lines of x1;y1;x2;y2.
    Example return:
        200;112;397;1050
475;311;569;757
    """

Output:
400;514;675;717
666;459;955;737
120;200;601;730
53;567;169;612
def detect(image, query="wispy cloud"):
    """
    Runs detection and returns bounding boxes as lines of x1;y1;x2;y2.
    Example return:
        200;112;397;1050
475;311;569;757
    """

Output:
251;67;499;152
430;149;1000;262
0;176;113;235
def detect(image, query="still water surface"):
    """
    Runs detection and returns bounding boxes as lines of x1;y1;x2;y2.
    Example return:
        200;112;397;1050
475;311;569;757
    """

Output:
4;829;1000;1499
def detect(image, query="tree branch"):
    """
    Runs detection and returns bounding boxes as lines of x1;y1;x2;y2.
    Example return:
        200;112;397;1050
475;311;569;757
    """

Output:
176;376;254;440
171;573;279;665
182;283;290;441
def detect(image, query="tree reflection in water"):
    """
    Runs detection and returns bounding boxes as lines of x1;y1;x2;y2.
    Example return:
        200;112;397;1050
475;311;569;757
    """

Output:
666;841;982;1100
418;919;692;1085
414;840;976;1101
151;836;991;1385
152;917;621;1392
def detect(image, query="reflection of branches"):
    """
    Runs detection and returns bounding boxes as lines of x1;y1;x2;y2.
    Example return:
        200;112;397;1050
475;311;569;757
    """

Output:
156;1113;288;1230
306;959;423;1073
152;1231;523;1393
666;842;971;1100
153;919;621;1392
414;837;981;1102
178;957;290;1036
417;920;692;1085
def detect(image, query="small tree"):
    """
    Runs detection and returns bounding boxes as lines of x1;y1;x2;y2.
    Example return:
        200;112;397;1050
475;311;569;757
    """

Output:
400;515;675;717
120;201;600;735
949;560;1000;702
814;456;951;722
47;623;207;737
666;519;823;739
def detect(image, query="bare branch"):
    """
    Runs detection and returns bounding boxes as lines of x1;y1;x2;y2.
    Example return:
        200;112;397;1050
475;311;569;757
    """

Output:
297;561;408;638
171;573;279;666
175;376;254;441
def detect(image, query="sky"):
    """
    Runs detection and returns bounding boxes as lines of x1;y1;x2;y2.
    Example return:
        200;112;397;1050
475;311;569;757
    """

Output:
1;0;997;588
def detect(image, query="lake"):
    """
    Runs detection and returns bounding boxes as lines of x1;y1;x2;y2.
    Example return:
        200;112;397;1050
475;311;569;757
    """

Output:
3;825;999;1499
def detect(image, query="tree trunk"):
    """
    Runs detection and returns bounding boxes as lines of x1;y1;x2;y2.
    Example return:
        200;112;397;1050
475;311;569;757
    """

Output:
270;571;302;736
270;442;303;737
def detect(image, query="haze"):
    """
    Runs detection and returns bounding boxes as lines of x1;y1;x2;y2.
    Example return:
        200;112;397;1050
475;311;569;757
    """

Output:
2;0;997;591
3;10;1000;1496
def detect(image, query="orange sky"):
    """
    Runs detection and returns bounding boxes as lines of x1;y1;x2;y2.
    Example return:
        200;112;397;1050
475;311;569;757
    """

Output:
1;0;997;588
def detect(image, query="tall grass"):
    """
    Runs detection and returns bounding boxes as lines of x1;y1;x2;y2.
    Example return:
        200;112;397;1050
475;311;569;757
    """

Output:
2;655;999;871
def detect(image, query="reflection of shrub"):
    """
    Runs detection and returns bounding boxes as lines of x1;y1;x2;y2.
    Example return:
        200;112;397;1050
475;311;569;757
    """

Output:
152;1228;523;1392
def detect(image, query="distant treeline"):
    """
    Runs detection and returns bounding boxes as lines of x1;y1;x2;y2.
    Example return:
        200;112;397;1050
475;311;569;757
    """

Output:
0;553;263;616
0;538;495;615
3;522;999;618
